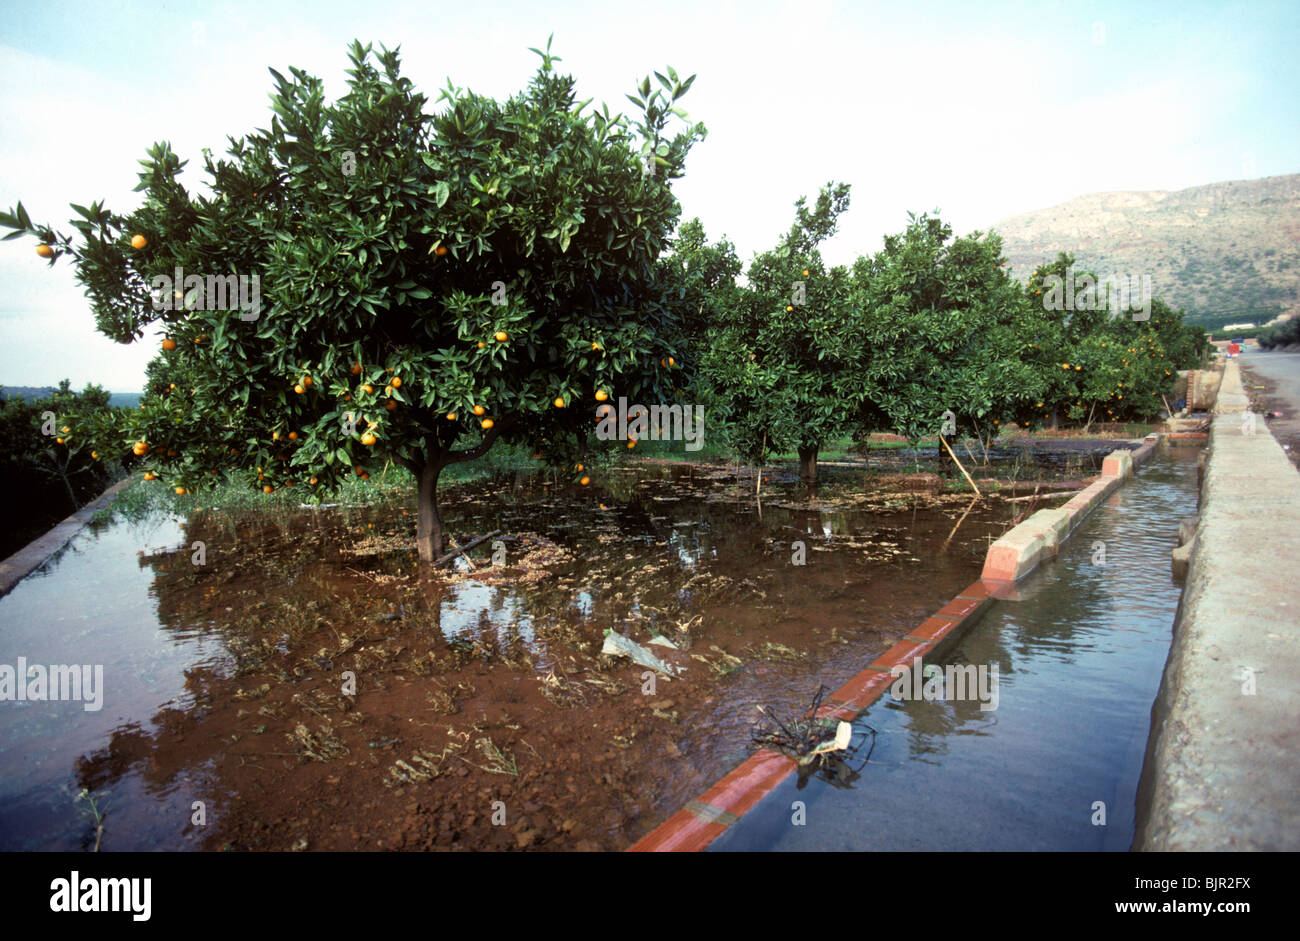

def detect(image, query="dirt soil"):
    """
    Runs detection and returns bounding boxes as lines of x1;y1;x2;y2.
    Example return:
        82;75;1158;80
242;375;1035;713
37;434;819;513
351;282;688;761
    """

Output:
71;460;1091;851
1240;367;1300;468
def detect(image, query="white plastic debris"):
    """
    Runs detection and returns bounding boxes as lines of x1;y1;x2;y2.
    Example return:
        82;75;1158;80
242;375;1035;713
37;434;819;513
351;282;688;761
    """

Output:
805;721;853;762
601;631;683;677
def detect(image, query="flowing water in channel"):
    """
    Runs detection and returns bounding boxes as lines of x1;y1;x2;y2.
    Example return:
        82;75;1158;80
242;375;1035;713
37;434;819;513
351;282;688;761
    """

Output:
709;448;1199;851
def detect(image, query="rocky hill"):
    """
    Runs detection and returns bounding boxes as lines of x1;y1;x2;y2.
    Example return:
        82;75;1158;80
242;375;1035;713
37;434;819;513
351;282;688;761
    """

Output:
990;173;1300;332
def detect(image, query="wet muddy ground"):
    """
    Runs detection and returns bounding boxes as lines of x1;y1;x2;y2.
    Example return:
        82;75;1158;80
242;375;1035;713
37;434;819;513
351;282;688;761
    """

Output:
6;452;1125;851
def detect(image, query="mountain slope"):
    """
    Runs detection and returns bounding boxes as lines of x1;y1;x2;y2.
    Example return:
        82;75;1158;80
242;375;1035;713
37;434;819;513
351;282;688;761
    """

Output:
990;173;1300;331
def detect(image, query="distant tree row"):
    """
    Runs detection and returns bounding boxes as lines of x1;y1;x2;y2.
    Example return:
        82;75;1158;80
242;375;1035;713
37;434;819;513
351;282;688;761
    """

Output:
677;185;1211;479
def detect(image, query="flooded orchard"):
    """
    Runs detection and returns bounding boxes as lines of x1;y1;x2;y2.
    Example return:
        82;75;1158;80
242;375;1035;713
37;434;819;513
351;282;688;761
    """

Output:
1;458;1077;851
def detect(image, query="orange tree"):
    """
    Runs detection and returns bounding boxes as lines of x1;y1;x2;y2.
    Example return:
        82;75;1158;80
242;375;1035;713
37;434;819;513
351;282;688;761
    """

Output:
1023;254;1208;425
853;213;1042;457
698;183;869;481
0;381;118;556
2;41;705;560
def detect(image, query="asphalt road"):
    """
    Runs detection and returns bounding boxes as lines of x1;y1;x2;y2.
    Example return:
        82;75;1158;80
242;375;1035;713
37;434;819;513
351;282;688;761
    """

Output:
1238;350;1300;465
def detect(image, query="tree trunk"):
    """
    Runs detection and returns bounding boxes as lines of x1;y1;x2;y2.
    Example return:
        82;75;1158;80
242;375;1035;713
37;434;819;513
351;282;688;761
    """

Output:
797;446;818;484
412;417;514;565
416;458;446;563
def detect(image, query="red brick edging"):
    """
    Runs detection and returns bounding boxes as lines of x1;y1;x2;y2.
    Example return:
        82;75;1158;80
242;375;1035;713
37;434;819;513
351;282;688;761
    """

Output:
629;436;1163;852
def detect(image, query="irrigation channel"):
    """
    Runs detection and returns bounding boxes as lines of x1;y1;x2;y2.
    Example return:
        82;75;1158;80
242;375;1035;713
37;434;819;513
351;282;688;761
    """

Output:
709;447;1199;851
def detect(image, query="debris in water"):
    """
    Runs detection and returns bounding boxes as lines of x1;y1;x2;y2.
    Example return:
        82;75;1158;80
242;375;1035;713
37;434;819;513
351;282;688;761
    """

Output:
751;685;873;773
601;631;685;677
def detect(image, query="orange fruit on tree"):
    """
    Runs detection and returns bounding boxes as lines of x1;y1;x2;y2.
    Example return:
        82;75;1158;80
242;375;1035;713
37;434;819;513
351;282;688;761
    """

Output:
55;437;64;445
580;476;590;486
354;466;363;475
162;338;177;351
660;358;667;367
362;384;374;395
668;357;675;367
595;389;608;402
554;397;565;408
389;376;401;388
494;331;508;342
361;472;370;479
131;234;147;249
477;341;486;349
35;244;53;258
272;431;281;441
472;405;485;415
91;451;99;459
143;472;156;481
802;269;809;277
785;306;793;313
302;376;313;387
480;418;494;429
309;477;318;485
263;485;274;494
385;400;396;411
361;432;376;446
591;342;602;351
350;362;362;375
288;431;298;440
446;412;457;421
294;384;305;394
627;440;636;449
434;245;448;256
175;486;186;495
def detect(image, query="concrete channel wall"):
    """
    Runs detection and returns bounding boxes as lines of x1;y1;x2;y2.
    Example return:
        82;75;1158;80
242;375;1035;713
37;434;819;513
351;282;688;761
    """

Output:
0;478;131;599
633;437;1160;852
1135;361;1300;851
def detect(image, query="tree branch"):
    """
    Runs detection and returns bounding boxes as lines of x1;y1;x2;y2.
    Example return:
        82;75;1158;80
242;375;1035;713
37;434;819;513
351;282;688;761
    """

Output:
443;413;517;466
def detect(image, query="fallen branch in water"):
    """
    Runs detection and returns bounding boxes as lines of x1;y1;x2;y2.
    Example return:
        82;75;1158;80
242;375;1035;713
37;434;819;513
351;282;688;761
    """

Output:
433;530;502;567
1005;489;1081;503
939;434;982;498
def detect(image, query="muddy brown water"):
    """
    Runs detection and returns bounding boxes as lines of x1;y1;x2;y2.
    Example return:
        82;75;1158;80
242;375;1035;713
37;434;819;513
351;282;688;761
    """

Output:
1;461;1064;851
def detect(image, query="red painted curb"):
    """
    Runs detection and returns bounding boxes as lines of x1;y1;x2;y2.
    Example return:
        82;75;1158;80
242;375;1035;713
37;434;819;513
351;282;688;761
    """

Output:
696;748;798;819
627;809;729;852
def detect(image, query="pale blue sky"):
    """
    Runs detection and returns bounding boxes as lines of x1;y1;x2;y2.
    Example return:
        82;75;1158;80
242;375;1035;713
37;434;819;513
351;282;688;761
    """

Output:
2;0;1296;390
